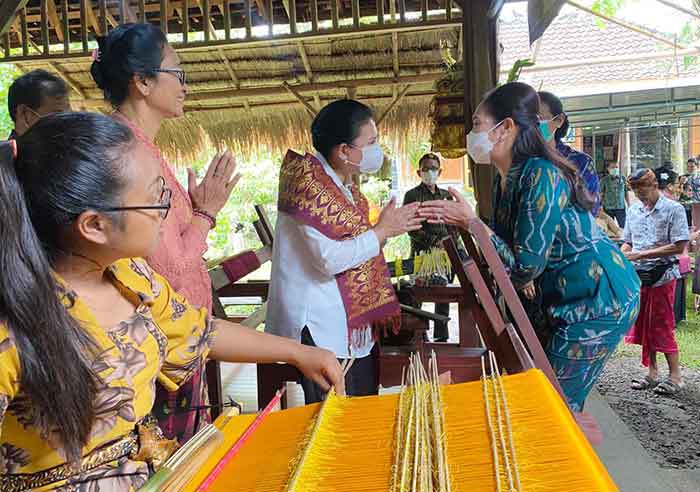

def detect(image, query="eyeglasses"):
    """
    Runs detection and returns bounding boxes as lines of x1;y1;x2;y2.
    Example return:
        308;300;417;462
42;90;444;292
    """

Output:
154;68;186;86
103;178;172;220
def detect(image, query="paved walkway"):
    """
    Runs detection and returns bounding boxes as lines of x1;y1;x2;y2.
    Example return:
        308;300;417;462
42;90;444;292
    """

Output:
588;389;700;492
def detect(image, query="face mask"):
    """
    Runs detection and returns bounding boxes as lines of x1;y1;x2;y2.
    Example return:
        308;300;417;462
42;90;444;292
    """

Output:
609;168;619;176
539;121;554;142
421;169;439;186
345;143;384;174
466;120;503;164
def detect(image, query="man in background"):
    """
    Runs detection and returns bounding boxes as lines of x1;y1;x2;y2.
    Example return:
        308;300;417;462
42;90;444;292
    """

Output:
600;161;630;228
8;69;70;139
403;153;453;342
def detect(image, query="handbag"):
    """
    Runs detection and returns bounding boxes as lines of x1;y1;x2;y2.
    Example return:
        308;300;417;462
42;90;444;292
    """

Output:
636;262;672;287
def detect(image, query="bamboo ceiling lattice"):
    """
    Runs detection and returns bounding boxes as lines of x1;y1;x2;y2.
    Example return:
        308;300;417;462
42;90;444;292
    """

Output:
0;0;463;161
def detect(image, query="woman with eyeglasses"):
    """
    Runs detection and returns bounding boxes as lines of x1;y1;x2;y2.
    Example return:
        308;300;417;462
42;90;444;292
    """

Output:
0;112;343;491
90;23;242;444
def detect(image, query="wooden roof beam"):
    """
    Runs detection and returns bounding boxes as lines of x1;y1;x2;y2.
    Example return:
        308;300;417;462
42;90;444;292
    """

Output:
392;31;399;98
297;41;313;82
49;61;85;98
85;3;101;35
46;0;64;42
283;81;318;116
254;0;268;20
0;0;30;37
185;72;444;100
376;84;410;125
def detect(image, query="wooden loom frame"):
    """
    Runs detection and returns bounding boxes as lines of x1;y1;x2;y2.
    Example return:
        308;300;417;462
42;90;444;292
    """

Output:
252;214;565;410
376;218;564;400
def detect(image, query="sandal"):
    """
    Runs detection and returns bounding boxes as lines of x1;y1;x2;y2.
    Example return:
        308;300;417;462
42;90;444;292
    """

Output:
653;379;685;396
630;375;659;390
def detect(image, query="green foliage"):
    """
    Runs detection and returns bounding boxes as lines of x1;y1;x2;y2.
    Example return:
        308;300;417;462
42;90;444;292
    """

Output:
591;0;627;27
0;64;20;137
506;59;535;84
361;176;391;206
405;141;432;170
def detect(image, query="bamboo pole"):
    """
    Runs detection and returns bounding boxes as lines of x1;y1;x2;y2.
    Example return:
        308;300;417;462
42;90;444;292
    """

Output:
99;0;107;35
0;0;30;39
297;41;313;81
203;0;210;40
20;7;29;57
120;0;127;23
289;0;297;34
283;81;318;116
267;0;273;36
352;0;360;28
46;0;64;42
242;0;250;38
161;0;169;34
61;0;69;54
224;0;231;40
139;0;146;22
331;0;339;29
377;84;411;124
421;0;428;21
40;0;49;54
377;0;384;25
183;0;189;42
311;0;319;30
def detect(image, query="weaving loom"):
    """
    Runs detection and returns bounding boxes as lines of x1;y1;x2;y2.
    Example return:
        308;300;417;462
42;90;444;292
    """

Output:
142;353;616;492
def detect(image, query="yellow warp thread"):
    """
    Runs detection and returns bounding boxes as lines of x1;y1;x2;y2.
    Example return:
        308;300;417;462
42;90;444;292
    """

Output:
395;259;404;277
184;370;617;492
414;248;451;279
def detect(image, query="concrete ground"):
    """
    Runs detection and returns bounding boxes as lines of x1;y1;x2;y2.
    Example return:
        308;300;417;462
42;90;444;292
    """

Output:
588;389;700;492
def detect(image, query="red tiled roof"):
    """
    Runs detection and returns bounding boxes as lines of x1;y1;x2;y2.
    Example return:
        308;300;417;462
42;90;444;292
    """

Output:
498;8;700;93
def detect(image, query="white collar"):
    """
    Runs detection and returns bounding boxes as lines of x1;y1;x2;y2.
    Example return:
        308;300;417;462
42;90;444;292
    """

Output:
315;152;353;194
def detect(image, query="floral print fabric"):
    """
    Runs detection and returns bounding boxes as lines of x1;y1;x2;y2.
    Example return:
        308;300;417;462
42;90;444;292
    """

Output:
0;258;216;491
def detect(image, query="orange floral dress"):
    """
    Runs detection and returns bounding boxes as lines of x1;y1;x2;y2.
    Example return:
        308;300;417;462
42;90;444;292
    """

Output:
0;258;217;491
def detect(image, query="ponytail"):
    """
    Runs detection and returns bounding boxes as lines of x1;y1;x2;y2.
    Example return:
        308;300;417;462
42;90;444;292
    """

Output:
0;113;132;462
484;83;596;212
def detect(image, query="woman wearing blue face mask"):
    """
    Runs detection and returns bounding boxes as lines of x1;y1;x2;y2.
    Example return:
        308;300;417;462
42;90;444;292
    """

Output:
267;99;423;403
538;91;602;217
419;82;641;415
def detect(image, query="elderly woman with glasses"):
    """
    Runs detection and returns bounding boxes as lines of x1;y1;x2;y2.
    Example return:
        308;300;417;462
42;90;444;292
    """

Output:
90;23;241;444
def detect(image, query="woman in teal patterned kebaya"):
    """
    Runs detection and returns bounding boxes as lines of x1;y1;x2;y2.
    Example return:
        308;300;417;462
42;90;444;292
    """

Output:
420;82;641;413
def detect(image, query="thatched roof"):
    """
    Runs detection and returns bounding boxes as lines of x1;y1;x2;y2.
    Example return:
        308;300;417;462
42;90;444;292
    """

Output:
2;1;462;162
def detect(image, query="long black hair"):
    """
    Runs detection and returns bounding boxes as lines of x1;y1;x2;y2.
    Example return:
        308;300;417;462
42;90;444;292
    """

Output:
537;91;570;143
311;99;374;160
90;23;168;107
483;82;595;211
0;112;133;461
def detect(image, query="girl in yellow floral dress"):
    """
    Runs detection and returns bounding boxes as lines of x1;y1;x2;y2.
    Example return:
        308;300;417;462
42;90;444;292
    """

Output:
0;112;344;491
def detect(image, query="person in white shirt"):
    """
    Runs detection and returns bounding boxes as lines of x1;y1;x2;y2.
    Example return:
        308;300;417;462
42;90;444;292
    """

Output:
267;99;422;403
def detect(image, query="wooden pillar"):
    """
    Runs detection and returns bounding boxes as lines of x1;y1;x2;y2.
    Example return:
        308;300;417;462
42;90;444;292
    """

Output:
463;0;501;222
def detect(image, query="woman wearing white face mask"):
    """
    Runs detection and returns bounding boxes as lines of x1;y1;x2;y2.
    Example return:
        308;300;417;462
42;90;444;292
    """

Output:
419;83;641;420
267;99;423;403
538;91;601;217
